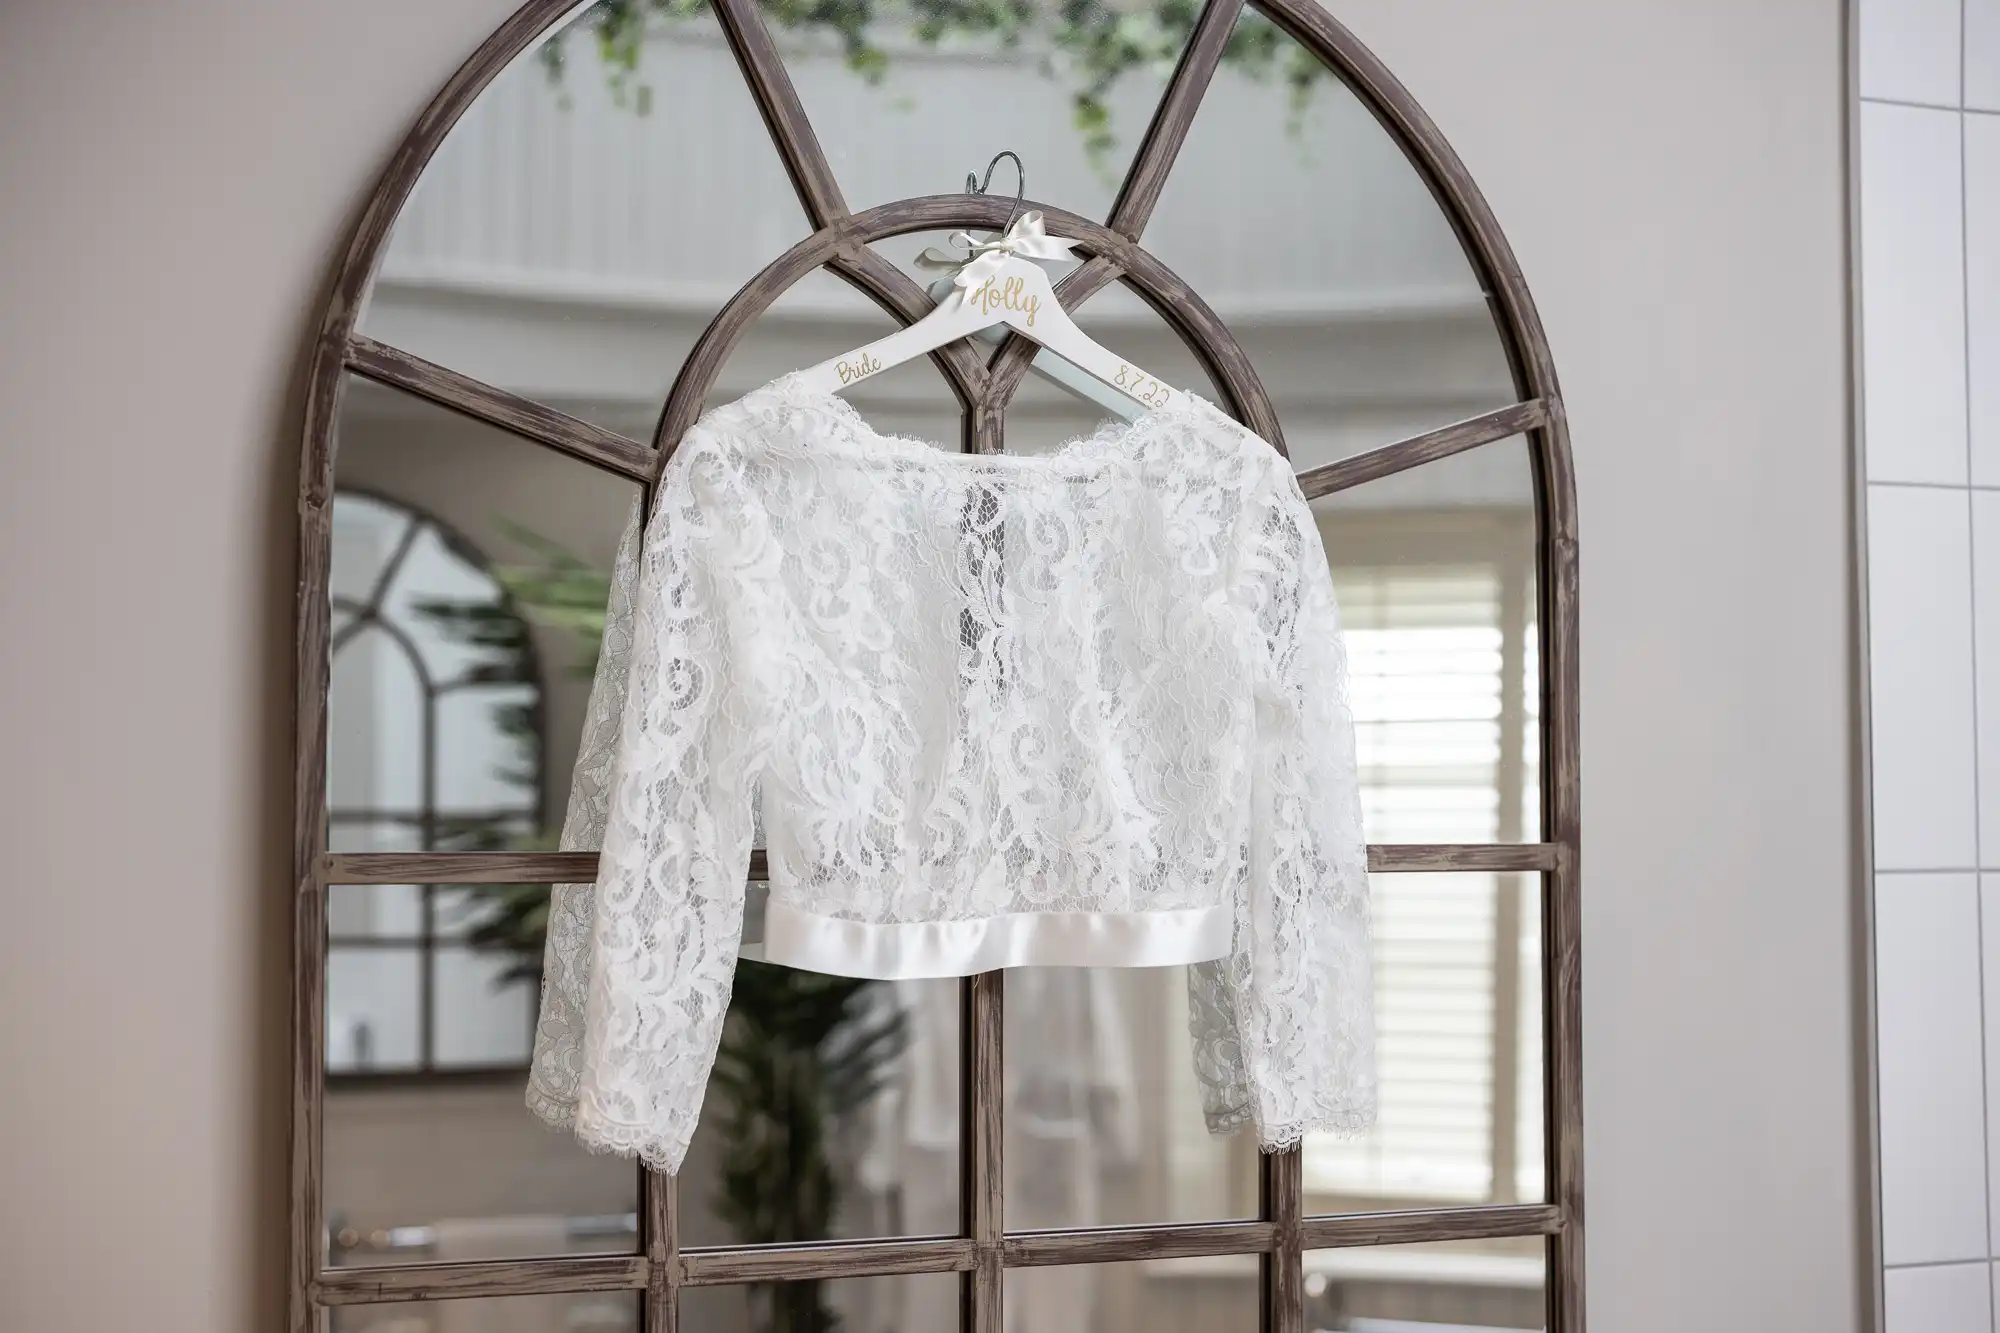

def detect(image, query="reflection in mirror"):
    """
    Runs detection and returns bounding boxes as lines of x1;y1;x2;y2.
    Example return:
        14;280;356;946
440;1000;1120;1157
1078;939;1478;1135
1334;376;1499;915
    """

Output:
1312;439;1541;845
327;884;543;1075
1002;966;1254;1229
770;3;1178;216
360;1;809;434
693;1272;956;1333
326;377;646;1268
328;489;543;859
331;374;642;856
335;1293;639;1332
1007;1256;1259;1333
325;890;639;1269
1304;440;1545;1218
1144;8;1518;468
1306;874;1544;1214
1304;1238;1547;1330
682;971;960;1246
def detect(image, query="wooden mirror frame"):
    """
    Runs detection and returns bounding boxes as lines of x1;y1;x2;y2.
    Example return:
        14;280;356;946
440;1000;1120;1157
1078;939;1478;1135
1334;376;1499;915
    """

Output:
290;1;1581;1330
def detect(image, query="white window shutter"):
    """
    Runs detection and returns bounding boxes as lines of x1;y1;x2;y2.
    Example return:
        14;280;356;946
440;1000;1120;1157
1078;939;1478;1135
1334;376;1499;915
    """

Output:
1307;563;1510;1202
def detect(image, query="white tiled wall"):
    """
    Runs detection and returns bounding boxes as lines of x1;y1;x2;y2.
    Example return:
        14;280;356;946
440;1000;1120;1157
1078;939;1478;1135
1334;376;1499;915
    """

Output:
1886;1263;1993;1332
1875;873;1986;1265
1862;3;2000;1328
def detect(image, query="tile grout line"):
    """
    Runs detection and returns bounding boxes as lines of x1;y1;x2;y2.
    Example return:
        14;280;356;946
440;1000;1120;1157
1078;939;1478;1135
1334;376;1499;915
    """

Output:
1863;93;1963;112
1878;866;2000;876
1864;95;2000;115
1874;479;1984;492
1884;1255;1998;1272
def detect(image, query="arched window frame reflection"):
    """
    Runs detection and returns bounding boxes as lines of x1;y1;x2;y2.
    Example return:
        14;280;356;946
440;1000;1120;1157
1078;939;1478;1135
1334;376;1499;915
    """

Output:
325;487;549;1081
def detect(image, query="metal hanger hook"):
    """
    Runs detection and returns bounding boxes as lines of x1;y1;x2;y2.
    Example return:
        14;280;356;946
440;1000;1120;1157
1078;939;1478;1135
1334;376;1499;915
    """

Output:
965;150;1026;234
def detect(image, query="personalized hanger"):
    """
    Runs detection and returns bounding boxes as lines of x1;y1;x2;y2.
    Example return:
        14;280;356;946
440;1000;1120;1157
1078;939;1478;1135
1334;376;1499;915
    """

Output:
794;153;1182;416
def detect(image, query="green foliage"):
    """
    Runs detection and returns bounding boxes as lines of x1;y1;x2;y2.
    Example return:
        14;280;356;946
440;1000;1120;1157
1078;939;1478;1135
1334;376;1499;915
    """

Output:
487;519;620;679
421;523;906;1321
411;572;542;793
540;0;1329;166
411;520;616;985
410;533;580;984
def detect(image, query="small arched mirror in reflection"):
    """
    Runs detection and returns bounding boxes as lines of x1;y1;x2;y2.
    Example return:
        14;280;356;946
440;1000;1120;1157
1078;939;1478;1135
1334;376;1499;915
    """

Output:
327;488;547;1075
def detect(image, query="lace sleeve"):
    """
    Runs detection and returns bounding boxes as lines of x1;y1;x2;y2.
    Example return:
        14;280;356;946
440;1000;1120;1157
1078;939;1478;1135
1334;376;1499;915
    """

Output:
525;499;642;1133
1188;460;1377;1151
568;432;770;1173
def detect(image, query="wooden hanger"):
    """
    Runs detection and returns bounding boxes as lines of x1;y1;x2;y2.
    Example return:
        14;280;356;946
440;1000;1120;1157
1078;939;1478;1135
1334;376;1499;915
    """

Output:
793;153;1182;416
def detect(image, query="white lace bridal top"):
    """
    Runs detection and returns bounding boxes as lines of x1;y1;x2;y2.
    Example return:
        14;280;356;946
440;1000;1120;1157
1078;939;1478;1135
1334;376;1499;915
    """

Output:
526;374;1376;1172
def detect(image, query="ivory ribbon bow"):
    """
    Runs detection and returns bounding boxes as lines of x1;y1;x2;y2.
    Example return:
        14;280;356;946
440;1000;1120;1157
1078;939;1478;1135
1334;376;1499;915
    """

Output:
915;210;1077;291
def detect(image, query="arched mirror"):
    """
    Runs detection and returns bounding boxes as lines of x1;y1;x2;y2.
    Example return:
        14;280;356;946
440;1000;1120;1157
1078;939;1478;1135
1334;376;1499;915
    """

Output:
294;3;1580;1332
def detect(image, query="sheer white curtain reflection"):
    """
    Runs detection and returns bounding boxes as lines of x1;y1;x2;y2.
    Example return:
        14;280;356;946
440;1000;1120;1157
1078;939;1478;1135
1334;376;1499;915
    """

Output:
849;973;1139;1333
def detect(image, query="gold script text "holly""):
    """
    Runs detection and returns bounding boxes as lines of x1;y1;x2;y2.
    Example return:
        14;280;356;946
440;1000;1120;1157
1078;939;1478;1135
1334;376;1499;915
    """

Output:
967;276;1040;328
835;351;884;385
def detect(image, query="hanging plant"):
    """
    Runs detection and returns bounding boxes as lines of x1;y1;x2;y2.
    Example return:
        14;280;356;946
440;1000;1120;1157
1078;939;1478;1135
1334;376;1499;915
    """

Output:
538;0;1328;165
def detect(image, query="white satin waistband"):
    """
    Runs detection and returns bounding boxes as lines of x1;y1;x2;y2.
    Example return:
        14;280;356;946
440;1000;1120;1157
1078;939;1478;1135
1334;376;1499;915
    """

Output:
757;901;1233;979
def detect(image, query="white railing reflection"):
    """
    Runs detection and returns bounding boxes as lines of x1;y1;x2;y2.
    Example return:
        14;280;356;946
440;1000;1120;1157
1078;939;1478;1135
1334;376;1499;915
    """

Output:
379;24;1486;320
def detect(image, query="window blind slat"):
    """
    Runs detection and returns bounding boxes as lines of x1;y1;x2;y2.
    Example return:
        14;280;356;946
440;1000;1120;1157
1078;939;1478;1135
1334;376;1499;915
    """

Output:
1308;559;1514;1203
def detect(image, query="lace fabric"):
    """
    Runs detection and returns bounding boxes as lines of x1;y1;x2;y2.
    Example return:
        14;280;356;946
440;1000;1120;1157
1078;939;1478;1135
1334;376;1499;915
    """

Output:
525;499;641;1132
526;375;1374;1171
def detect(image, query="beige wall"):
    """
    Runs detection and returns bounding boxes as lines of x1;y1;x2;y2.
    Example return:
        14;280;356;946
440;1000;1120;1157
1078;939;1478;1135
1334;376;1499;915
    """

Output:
0;3;1857;1332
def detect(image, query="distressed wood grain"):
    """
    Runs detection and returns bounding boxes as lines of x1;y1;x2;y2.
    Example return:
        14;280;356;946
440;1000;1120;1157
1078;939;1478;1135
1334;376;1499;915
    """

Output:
346;336;655;482
1297;400;1548;501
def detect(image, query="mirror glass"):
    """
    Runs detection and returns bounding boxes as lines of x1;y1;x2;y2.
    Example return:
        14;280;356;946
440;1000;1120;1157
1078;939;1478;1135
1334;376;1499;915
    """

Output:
1304;1237;1547;1330
334;1293;639;1332
326;882;552;1077
1313;439;1542;845
1006;1257;1261;1333
692;1273;958;1333
1002;965;1256;1229
774;8;1180;217
325;377;644;1266
1141;6;1519;469
324;882;641;1271
1297;434;1546;1216
680;969;961;1247
329;375;642;866
328;487;544;860
1305;874;1545;1214
359;0;810;437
